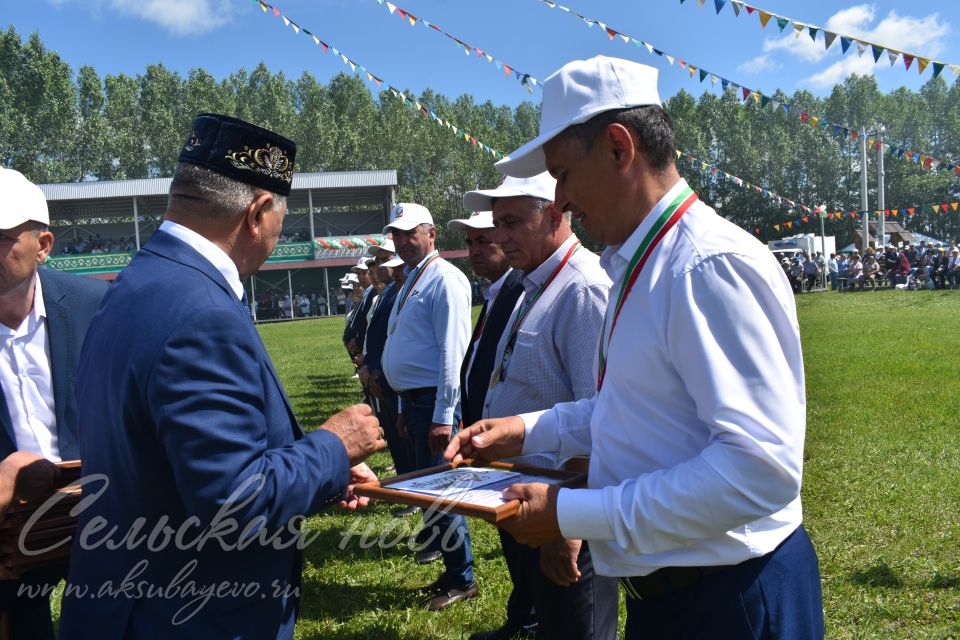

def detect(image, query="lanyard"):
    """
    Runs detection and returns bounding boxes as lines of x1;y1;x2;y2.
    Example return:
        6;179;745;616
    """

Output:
490;240;581;388
596;187;697;391
388;250;439;335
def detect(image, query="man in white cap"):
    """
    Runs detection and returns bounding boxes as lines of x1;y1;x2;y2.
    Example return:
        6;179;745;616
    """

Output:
359;238;414;478
460;175;615;640
0;168;108;638
447;56;823;639
380;202;477;610
343;257;375;362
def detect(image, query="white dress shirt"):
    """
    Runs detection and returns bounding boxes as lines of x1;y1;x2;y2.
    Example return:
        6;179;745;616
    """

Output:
520;178;806;577
158;220;244;300
382;254;471;425
483;234;609;422
0;274;60;460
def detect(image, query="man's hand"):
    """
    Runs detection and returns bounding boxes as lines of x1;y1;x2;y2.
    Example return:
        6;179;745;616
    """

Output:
428;423;452;455
443;416;526;465
0;451;60;513
540;539;582;587
338;463;378;511
499;482;563;547
367;370;384;399
358;365;370;387
320;404;385;465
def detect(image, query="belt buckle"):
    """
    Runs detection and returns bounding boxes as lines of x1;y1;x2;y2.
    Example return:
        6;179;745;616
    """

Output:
619;577;643;600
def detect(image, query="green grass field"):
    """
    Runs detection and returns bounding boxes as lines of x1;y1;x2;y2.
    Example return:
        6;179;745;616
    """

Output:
260;291;960;639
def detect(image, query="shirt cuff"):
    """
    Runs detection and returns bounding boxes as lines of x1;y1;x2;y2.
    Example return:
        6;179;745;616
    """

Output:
432;404;456;425
556;487;615;541
519;410;553;455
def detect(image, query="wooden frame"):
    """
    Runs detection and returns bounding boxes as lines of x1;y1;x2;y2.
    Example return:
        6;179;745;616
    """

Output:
354;460;585;524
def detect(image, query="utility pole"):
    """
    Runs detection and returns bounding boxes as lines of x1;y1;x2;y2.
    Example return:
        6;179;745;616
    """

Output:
877;125;886;247
860;128;870;252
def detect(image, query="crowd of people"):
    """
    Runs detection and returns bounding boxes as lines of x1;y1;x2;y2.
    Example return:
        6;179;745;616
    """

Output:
1;58;824;639
57;234;135;255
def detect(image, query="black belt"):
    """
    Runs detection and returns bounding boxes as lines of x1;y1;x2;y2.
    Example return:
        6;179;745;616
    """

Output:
399;387;437;402
619;564;729;600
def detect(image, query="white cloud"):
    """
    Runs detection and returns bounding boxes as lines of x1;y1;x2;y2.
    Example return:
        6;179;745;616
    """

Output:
47;0;235;36
737;55;780;75
740;4;950;89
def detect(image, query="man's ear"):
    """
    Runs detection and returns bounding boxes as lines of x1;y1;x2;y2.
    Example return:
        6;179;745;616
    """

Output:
605;123;636;172
244;192;276;239
35;230;55;263
545;202;565;230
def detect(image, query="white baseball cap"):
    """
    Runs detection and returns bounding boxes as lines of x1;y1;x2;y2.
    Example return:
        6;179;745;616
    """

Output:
351;257;369;272
367;238;396;255
383;203;434;233
495;56;661;178
383;255;405;268
0;168;49;230
342;273;360;284
462;172;557;212
447;210;494;233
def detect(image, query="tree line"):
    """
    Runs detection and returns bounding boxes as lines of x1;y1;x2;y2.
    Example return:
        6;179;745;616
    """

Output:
2;26;958;248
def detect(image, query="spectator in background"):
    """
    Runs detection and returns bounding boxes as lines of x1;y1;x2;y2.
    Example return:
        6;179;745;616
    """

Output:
863;254;880;289
847;252;864;290
930;247;948;289
882;245;899;286
788;259;803;293
948;249;960;289
802;253;819;292
827;253;839;290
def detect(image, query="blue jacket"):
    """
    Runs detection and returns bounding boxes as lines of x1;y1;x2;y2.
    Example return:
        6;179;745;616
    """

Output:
0;267;107;459
59;231;350;640
362;281;399;376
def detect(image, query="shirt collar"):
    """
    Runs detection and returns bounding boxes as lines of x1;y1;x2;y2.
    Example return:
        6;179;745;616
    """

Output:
0;273;45;338
403;248;439;276
485;268;513;302
159;220;244;300
608;177;690;269
522;234;579;294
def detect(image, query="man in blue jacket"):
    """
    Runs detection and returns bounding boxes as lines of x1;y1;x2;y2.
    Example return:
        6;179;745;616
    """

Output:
0;167;108;639
59;114;384;639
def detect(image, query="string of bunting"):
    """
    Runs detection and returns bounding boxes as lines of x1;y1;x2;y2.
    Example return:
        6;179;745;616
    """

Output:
251;0;504;159
677;150;960;236
535;0;960;177
682;0;957;79
369;0;540;92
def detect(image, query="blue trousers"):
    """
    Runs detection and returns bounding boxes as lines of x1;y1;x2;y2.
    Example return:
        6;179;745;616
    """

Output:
624;525;824;639
402;391;475;589
370;382;415;475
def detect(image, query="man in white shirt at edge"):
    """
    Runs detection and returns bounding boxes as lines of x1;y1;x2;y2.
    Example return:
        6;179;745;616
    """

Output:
446;55;824;639
380;202;477;611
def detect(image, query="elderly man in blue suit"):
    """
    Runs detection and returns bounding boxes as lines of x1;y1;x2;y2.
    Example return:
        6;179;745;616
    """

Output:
59;114;385;640
0;168;108;639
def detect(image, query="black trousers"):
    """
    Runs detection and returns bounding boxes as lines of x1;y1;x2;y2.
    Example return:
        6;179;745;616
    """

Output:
501;529;618;640
624;525;824;640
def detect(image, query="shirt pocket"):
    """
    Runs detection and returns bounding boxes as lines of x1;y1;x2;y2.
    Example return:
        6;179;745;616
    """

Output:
505;328;542;383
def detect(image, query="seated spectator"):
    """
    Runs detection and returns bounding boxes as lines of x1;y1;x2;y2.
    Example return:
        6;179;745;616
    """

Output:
788;259;803;293
882;245;899;285
863;254;880;289
948;249;960;289
802;253;820;291
930;248;948;289
847;253;864;290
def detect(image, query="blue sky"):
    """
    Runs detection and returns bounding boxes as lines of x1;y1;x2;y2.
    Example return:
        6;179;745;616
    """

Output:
7;0;958;111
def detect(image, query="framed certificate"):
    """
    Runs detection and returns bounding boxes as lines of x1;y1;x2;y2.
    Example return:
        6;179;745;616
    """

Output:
354;460;586;523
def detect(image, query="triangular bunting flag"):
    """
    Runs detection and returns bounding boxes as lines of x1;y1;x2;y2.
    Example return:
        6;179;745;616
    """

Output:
774;224;780;232
746;5;755;14
952;202;959;211
775;17;789;32
808;27;818;41
699;69;708;82
908;207;915;215
810;116;819;127
840;36;852;54
689;65;697;78
856;41;867;57
823;31;837;50
742;87;751;100
917;58;929;74
933;62;945;79
714;0;727;14
710;74;719;85
871;44;883;63
887;50;899;66
903;54;914;71
792;23;804;37
758;11;773;28
606;27;617;40
386;2;396;14
731;1;742;16
951;64;960;77
282;16;290;26
665;55;676;65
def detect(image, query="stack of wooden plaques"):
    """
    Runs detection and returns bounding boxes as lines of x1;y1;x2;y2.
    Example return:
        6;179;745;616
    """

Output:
0;460;81;576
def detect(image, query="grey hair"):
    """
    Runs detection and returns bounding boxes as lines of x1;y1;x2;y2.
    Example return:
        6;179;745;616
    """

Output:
168;163;286;218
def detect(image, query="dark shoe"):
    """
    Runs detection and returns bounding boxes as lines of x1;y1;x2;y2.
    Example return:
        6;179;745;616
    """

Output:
415;572;451;596
415;549;442;565
468;621;536;640
422;580;478;611
393;505;421;517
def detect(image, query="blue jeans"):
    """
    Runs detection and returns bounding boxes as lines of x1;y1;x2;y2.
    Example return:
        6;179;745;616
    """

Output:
402;391;475;588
